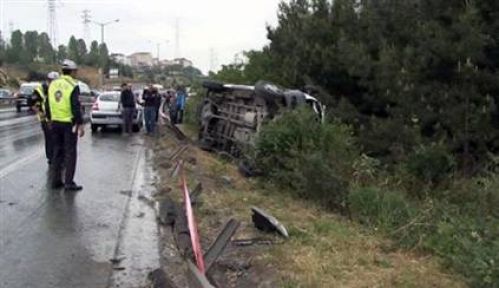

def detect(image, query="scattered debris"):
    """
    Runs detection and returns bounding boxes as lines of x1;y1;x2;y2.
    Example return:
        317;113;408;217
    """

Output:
112;267;126;271
153;186;172;198
186;156;197;166
218;258;252;271
136;212;145;218
204;219;240;272
217;151;235;162
110;256;126;265
148;268;176;288
168;124;188;141
170;161;182;178
158;196;177;226
160;162;173;170
190;183;203;205
251;207;289;238
169;145;189;162
220;176;233;186
231;238;280;247
119;190;132;197
138;195;155;207
174;204;193;257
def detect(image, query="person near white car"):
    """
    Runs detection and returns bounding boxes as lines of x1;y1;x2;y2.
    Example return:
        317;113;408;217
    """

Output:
119;82;136;134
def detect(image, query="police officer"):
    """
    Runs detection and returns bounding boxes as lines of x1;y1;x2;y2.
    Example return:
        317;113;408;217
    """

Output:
45;59;84;191
31;71;59;165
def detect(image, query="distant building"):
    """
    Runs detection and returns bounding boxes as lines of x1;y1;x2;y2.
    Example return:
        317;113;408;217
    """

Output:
109;68;119;79
128;52;154;67
110;53;126;64
160;59;176;67
174;58;193;68
125;56;132;66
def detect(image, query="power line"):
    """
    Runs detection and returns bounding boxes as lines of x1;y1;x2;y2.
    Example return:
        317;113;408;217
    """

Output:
82;9;91;43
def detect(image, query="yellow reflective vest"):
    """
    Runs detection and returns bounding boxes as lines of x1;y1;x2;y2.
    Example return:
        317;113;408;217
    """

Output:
34;84;46;122
48;75;77;123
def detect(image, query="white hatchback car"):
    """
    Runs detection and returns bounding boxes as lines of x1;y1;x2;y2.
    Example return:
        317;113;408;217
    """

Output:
90;91;143;133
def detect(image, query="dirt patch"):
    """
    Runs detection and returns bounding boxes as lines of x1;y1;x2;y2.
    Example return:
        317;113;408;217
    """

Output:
150;125;467;288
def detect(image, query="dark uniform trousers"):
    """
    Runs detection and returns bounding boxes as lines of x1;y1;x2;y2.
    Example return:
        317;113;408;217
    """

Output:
50;122;77;185
41;121;53;163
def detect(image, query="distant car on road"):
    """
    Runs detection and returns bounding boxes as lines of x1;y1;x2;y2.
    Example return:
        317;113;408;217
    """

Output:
15;82;40;112
0;88;12;98
90;91;143;133
78;81;94;121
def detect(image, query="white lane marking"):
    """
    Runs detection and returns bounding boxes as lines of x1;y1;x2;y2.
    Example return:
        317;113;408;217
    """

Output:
0;108;15;113
0;149;44;179
0;115;36;128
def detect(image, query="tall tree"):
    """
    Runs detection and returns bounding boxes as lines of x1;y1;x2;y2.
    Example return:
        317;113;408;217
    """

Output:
77;39;88;64
57;45;67;63
24;31;39;62
67;36;80;63
86;40;100;66
6;30;23;63
38;32;54;64
98;43;109;71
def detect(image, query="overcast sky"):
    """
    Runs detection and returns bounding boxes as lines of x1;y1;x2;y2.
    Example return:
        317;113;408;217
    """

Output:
0;0;283;73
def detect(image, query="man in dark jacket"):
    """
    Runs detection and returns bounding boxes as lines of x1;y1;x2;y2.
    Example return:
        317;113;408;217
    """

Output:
119;83;136;134
143;86;160;134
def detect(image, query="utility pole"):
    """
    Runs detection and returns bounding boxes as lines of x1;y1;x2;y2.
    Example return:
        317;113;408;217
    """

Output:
47;0;58;48
149;40;169;60
92;19;119;44
82;9;91;43
209;48;218;72
7;21;13;42
175;18;180;59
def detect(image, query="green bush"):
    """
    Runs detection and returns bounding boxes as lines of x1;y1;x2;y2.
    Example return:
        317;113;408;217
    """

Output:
253;108;357;212
406;143;455;187
184;86;204;129
349;184;499;287
423;208;499;288
348;186;417;232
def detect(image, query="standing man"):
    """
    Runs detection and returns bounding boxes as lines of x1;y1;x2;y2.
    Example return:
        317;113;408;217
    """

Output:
167;89;177;124
143;86;160;134
175;85;187;124
119;82;136;134
31;71;59;165
46;59;85;191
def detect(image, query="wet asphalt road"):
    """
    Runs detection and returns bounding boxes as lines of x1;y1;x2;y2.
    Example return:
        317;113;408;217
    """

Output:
0;109;160;288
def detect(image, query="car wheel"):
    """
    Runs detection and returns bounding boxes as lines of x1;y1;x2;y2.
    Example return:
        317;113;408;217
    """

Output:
91;124;98;133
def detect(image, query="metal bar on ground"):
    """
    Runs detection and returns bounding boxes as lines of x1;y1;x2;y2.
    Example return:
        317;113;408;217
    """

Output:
204;218;240;272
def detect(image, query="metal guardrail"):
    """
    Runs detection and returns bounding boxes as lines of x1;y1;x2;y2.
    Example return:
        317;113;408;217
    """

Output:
0;97;17;105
